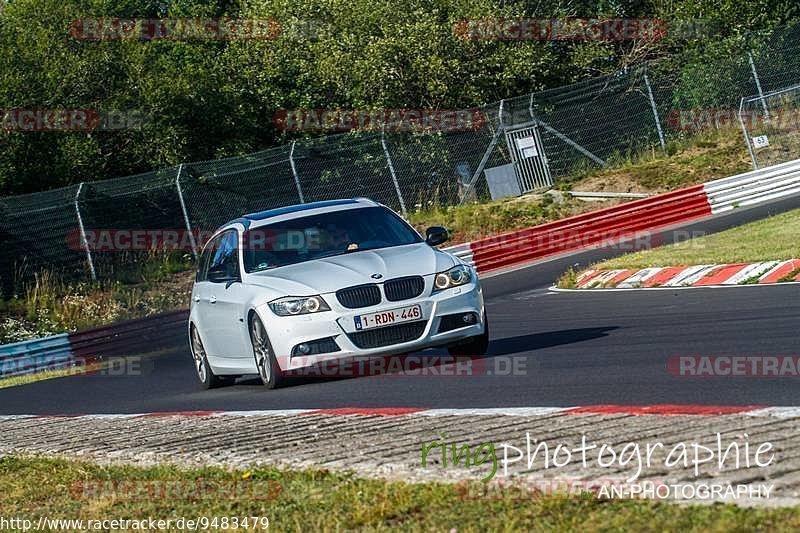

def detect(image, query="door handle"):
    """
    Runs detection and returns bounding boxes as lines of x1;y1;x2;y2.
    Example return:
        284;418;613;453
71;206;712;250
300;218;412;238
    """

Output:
209;295;217;304
193;296;200;303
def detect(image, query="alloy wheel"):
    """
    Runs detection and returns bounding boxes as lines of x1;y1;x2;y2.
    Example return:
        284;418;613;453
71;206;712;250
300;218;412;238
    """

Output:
191;328;208;383
250;317;272;383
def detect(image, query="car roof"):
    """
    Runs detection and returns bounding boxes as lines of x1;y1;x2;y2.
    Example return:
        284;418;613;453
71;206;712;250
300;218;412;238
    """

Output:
218;198;380;232
245;198;367;221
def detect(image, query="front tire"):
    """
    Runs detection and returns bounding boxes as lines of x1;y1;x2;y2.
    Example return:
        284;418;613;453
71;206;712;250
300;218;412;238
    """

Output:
448;314;489;356
190;326;228;389
249;314;285;389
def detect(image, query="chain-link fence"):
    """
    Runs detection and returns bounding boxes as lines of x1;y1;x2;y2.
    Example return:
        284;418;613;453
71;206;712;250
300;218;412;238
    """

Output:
3;23;800;293
739;84;800;168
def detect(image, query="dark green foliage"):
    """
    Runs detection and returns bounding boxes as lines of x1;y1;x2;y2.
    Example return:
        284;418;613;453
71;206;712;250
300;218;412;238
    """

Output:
0;0;797;195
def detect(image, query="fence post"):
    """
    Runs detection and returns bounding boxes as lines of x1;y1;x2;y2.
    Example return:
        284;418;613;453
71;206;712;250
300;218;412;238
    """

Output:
460;101;505;203
498;98;505;127
738;97;759;169
74;183;96;281
381;126;407;217
643;70;666;152
175;164;198;259
747;51;770;119
289;141;305;203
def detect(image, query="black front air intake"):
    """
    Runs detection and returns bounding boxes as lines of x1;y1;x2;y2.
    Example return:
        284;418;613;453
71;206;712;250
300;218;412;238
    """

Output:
437;312;479;333
384;276;425;301
291;337;341;356
336;284;381;308
347;321;427;349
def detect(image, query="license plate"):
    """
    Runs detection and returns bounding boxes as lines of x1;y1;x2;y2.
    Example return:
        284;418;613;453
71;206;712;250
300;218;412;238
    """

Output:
354;304;422;330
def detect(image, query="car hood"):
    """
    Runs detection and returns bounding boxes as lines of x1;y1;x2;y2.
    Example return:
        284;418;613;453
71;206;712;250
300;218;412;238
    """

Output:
246;243;456;295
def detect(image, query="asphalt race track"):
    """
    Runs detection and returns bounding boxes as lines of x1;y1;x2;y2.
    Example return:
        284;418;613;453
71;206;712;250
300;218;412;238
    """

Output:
2;195;800;414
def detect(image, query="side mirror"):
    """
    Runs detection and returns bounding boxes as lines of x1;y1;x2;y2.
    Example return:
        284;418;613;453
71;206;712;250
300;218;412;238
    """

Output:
208;265;240;285
425;226;449;246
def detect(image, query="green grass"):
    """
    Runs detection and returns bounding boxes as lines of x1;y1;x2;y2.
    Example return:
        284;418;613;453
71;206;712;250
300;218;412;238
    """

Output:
559;130;750;194
0;252;194;344
0;456;798;532
593;207;800;271
407;194;621;244
0;364;102;389
556;267;579;289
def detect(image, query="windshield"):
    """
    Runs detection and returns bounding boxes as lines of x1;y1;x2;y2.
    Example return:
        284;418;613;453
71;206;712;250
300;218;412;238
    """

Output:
242;206;423;273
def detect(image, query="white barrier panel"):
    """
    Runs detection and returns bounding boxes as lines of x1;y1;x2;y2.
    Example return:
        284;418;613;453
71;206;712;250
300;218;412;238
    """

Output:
446;157;800;271
704;158;800;213
441;241;474;267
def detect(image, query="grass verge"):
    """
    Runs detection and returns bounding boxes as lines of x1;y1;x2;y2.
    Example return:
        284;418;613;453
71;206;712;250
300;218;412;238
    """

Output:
0;364;102;390
408;194;622;244
559;129;750;194
1;456;798;531
591;207;800;271
0;259;193;345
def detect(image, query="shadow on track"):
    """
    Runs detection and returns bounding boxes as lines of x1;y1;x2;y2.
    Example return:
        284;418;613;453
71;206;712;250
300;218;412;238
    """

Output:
233;326;618;388
487;327;619;356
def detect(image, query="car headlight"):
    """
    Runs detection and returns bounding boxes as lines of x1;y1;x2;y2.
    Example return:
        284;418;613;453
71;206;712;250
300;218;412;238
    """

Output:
433;265;473;292
269;295;330;316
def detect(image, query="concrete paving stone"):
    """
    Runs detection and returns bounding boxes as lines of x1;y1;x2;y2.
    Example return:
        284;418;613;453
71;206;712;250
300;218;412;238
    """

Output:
1;413;799;506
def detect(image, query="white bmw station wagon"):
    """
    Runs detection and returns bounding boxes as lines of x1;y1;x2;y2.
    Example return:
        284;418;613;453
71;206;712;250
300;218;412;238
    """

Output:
188;198;488;389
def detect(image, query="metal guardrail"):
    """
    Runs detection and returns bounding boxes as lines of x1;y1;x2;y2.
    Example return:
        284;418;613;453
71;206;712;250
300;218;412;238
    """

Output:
469;185;712;272
448;157;800;273
704;158;800;213
70;310;188;361
0;333;73;378
0;310;189;378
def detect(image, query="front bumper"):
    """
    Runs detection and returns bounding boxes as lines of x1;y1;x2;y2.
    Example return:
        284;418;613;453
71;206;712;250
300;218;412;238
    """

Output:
257;281;485;371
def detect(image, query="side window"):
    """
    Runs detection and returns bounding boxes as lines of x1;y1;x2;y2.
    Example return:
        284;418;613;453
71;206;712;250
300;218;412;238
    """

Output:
196;234;221;282
208;230;240;281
